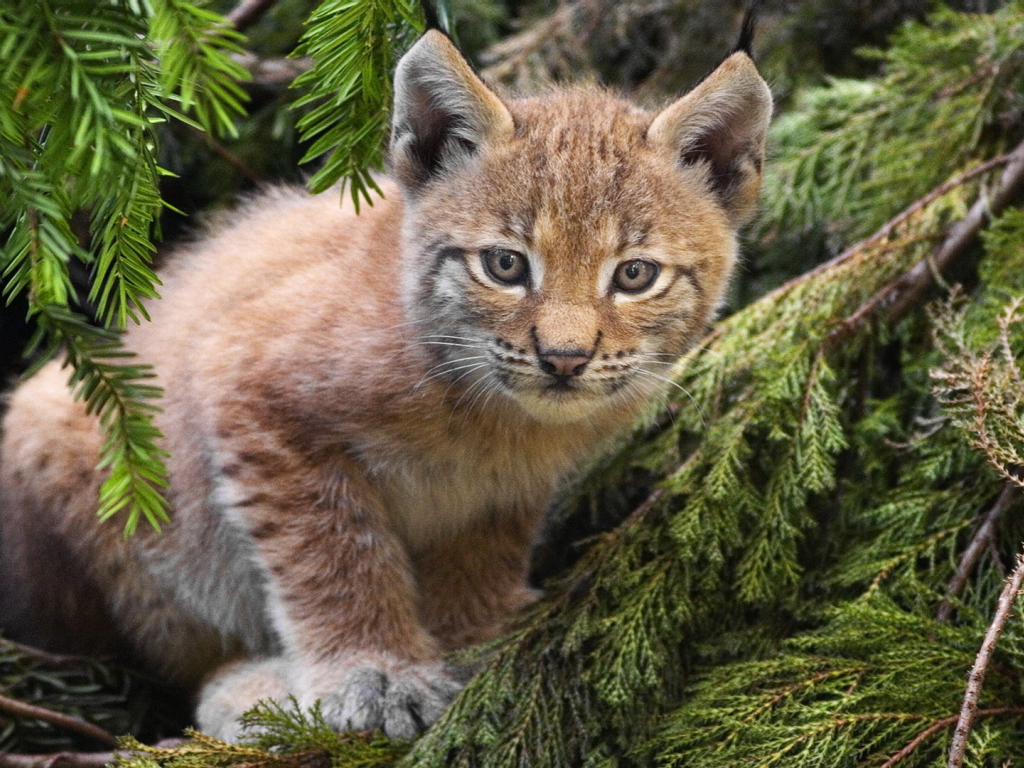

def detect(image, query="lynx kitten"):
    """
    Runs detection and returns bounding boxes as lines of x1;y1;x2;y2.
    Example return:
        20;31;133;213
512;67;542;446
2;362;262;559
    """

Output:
0;27;770;739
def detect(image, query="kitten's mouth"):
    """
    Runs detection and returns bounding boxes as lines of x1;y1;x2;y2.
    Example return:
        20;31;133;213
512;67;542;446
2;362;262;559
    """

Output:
543;378;578;394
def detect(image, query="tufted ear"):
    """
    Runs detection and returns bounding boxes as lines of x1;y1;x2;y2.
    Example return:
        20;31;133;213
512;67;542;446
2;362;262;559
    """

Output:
389;30;514;195
647;52;772;226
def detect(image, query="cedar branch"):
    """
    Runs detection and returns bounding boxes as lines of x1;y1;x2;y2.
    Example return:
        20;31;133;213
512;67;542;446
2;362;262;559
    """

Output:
771;151;1016;303
828;137;1024;348
0;694;118;748
886;137;1024;323
879;707;1024;768
947;551;1024;768
937;483;1021;622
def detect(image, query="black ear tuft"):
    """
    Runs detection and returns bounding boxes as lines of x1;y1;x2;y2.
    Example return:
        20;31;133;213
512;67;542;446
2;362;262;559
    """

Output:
733;0;761;56
419;0;442;33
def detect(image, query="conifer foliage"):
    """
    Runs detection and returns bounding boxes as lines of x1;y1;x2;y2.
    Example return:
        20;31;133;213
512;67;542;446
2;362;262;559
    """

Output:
0;0;249;533
4;2;1024;767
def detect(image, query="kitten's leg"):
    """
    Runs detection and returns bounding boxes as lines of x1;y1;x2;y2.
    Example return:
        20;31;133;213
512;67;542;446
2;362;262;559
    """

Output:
198;446;460;740
414;508;543;650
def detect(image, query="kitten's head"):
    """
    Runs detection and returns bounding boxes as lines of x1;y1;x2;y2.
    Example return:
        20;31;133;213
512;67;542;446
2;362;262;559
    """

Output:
389;30;771;424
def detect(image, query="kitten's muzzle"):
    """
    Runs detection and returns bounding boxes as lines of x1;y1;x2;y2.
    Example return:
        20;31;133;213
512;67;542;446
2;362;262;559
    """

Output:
537;348;592;379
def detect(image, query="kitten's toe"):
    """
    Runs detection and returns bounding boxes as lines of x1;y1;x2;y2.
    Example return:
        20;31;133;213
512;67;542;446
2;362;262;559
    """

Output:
381;666;463;739
334;667;387;732
313;661;463;738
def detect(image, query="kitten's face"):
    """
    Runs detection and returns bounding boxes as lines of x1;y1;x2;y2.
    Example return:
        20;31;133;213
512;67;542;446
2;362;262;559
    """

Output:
404;94;736;423
390;32;771;424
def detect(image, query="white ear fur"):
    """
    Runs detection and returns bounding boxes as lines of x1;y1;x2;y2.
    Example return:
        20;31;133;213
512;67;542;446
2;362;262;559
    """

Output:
389;30;514;194
647;52;773;225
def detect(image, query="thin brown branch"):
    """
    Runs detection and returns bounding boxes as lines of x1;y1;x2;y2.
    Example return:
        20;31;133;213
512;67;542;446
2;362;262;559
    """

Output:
938;483;1021;621
771;151;1016;302
947;552;1024;768
885;138;1024;324
0;638;106;666
825;138;1024;349
880;707;1024;768
231;52;313;89
0;752;120;768
226;0;278;31
0;694;118;748
0;741;187;768
187;126;263;183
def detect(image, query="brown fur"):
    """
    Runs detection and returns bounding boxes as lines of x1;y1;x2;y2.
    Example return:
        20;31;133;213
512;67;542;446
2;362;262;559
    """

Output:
0;31;771;739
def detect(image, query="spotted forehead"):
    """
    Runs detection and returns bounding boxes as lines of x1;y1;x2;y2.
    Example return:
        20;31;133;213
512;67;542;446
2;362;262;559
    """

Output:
478;91;663;249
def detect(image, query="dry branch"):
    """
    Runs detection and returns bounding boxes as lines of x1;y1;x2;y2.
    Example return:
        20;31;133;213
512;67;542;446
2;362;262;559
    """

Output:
188;126;264;183
0;695;118;748
0;639;104;667
885;136;1024;324
937;483;1021;622
947;551;1024;767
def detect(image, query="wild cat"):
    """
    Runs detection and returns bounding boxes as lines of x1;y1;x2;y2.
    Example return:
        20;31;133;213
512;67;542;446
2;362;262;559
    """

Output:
0;17;771;741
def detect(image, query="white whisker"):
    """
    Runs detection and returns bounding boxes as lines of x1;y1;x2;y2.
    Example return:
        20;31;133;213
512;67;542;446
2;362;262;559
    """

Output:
417;341;485;349
413;357;491;390
633;368;707;429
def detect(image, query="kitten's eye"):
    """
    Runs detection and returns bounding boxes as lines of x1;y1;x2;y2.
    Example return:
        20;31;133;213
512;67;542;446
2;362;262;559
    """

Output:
481;248;530;286
613;260;660;293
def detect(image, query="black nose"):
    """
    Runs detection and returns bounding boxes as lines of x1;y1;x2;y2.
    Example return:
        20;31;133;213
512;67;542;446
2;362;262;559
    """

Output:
538;350;591;378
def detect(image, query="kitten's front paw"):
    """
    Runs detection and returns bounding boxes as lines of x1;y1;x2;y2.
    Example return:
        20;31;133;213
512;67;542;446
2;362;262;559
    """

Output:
197;657;291;742
301;657;463;739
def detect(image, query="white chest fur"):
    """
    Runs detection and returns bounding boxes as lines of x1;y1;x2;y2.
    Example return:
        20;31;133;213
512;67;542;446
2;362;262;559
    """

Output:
363;427;589;551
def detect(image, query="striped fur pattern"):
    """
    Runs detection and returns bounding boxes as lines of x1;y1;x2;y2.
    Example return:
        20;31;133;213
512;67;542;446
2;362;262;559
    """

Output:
0;31;771;740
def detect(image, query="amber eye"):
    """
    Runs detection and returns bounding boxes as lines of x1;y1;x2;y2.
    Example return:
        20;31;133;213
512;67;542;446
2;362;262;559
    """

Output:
613;260;660;293
481;248;530;286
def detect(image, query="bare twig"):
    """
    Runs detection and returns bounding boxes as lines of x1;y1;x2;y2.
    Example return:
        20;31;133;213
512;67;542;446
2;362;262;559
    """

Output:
879;707;1024;768
0;694;118;748
947;551;1024;768
0;741;187;768
187;126;264;183
938;483;1021;621
226;0;278;31
826;138;1024;348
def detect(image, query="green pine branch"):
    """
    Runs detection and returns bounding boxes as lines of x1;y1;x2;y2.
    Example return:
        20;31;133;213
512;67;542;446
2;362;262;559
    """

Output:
1;0;249;534
291;0;425;208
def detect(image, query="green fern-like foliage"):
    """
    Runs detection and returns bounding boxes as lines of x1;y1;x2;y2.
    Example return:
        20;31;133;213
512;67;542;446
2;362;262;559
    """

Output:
0;0;247;533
